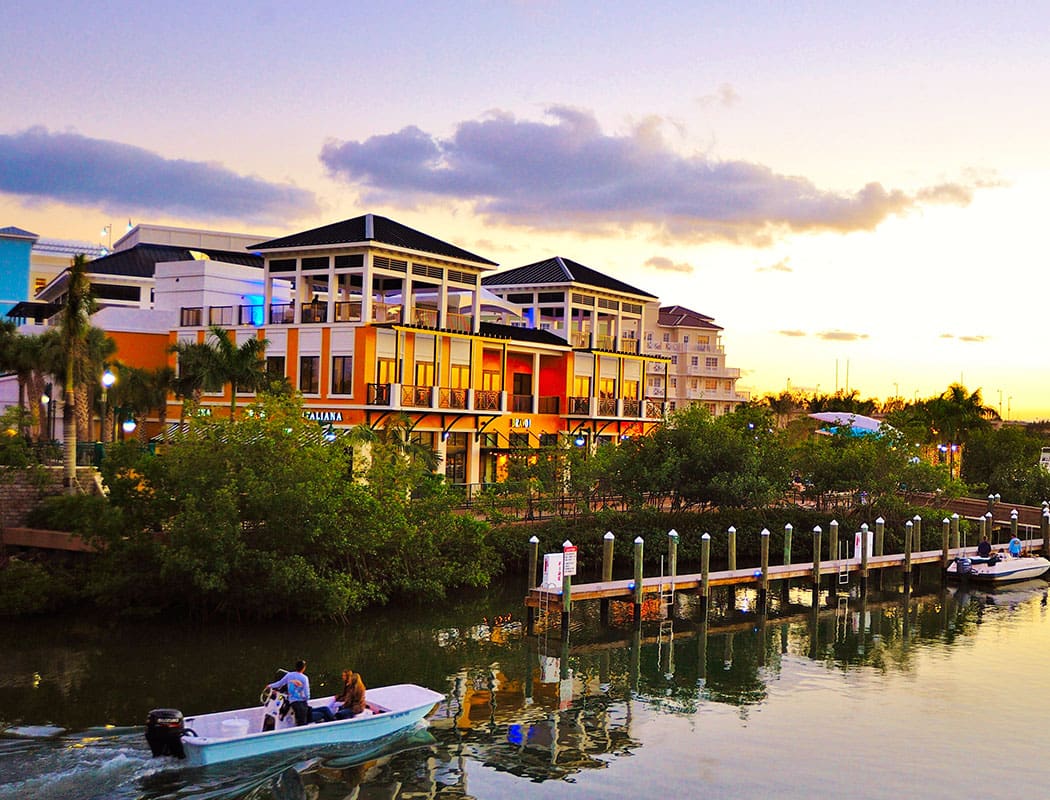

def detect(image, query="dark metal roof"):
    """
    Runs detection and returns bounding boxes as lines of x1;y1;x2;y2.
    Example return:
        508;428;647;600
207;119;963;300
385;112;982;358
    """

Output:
482;256;657;299
0;226;38;240
250;214;498;267
478;321;570;347
658;304;722;331
5;301;62;322
87;243;262;278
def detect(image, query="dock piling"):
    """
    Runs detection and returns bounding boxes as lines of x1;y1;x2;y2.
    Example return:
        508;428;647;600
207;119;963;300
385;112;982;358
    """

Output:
760;529;770;611
1042;511;1049;559
700;533;711;616
812;526;822;589
951;513;960;551
633;536;644;627
941;518;950;569
600;531;614;626
727;526;737;571
527;535;539;635
561;539;573;634
860;522;869;593
904;520;913;588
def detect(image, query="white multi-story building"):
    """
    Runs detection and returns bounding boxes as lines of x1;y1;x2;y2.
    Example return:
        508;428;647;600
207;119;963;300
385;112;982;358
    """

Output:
643;304;749;415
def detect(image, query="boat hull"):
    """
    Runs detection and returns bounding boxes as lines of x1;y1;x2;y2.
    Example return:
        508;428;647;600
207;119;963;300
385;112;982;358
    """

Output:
178;684;444;767
946;555;1050;584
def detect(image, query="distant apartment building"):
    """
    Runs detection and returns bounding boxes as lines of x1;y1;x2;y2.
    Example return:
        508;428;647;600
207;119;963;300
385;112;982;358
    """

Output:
643;304;749;415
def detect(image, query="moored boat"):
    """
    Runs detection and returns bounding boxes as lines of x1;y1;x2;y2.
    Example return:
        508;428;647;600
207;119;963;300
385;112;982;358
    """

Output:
946;553;1050;584
146;683;444;767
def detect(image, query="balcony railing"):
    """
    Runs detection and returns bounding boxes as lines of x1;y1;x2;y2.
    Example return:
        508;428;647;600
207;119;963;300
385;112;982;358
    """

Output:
208;306;234;326
568;396;591;415
371;302;402;324
439;388;467;409
238;305;264;326
402;385;433;407
333;300;363;322
446;311;472;333
618;337;640;354
622;399;641;417
366;383;391;405
645;399;666;419
571;331;590;348
537;396;560;414
594;334;616;351
269;302;295;324
301;302;327;324
474;390;500;411
180;307;202;327
411;307;439;328
597;397;617;416
510;394;533;413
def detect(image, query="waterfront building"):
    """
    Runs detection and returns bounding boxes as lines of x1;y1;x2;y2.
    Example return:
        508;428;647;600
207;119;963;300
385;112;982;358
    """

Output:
643;304;749;415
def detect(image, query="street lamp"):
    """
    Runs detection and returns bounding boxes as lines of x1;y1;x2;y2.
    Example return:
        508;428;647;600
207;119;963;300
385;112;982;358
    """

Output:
121;417;137;437
40;383;55;442
101;369;116;442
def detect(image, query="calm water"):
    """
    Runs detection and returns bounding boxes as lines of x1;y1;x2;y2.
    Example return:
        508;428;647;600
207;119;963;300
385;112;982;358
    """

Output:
1;572;1048;799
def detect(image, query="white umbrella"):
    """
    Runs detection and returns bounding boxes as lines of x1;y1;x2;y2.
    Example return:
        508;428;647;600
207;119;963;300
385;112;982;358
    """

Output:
808;411;885;433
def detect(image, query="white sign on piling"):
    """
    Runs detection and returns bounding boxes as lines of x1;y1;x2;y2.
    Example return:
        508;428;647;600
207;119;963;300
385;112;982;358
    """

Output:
563;541;578;577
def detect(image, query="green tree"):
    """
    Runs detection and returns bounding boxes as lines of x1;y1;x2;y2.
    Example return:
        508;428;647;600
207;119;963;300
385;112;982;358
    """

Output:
58;255;96;493
205;326;269;415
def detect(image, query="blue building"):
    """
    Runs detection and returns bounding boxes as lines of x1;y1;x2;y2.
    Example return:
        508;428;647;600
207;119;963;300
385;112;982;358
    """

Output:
0;226;38;316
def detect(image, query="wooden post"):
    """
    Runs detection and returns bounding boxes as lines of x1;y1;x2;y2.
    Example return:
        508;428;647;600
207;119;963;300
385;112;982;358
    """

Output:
875;517;885;556
783;523;793;565
828;520;839;595
1011;509;1019;549
633;536;644;626
860;522;869;592
904;520;913;588
812;525;822;589
600;531;614;626
986;512;993;545
912;515;922;554
1042;511;1050;559
951;513;960;551
941;518;950;568
700;533;711;616
526;535;539;635
727;526;737;571
759;528;770;611
667;529;679;620
561;539;573;634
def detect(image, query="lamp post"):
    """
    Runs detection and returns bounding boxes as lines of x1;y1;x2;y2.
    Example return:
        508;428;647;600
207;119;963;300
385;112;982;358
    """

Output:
101;369;116;443
40;383;54;442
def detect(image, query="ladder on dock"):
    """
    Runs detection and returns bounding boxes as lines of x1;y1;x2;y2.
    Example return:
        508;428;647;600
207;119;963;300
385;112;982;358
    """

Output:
838;538;850;585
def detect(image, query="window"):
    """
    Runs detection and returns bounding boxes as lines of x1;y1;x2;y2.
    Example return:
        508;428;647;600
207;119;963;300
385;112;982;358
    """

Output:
706;357;718;368
331;356;353;394
479;433;499;448
300;356;320;394
509;433;530;448
705;378;718;390
538;291;564;303
301;256;328;270
671;355;677;365
507;293;533;304
539;433;558;447
266;356;285;378
376;358;396;384
270;258;296;272
683;335;689;344
34;277;46;293
334;254;363;268
481;370;501;391
572;375;591;396
449;364;470;389
598;377;616;398
691;356;699;367
414;361;434;386
662;333;671;342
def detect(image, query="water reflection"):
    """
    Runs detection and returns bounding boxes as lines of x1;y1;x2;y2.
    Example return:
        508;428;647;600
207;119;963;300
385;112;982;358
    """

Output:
2;573;1048;799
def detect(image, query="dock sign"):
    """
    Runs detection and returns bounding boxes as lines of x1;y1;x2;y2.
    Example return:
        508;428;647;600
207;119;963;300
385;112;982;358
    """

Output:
563;544;578;577
542;553;564;588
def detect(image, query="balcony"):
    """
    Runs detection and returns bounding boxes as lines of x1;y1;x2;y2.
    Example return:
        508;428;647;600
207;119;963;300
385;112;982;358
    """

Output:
238;305;264;326
618;338;640;354
568;396;591;415
180;307;203;327
300;302;327;324
366;383;391;406
537;396;560;414
645;399;666;419
571;331;590;348
371;301;402;324
208;306;234;326
597;397;617;416
474;390;500;411
594;334;616;351
269;302;295;325
622;399;641;417
401;385;433;408
446;311;472;333
439;388;467;410
411;306;439;328
510;394;533;413
333;300;363;322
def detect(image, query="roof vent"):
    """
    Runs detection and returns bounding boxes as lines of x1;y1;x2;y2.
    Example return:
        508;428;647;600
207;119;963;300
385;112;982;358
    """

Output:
364;214;374;240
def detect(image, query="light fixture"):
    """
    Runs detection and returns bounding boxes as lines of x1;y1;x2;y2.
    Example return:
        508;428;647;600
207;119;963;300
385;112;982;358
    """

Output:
122;419;137;434
101;370;116;389
574;436;586;447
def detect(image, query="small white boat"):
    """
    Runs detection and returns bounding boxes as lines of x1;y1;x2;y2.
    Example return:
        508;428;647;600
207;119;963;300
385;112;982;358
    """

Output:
946;553;1050;584
146;683;444;767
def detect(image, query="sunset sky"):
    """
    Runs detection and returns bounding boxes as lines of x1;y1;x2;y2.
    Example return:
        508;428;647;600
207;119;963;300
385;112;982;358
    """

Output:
2;2;1048;419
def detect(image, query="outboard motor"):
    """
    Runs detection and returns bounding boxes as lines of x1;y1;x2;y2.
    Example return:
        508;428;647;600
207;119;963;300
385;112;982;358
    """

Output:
146;708;186;758
955;557;973;576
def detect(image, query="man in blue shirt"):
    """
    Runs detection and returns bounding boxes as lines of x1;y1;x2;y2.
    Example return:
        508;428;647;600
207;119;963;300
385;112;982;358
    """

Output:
1009;534;1023;557
266;659;311;726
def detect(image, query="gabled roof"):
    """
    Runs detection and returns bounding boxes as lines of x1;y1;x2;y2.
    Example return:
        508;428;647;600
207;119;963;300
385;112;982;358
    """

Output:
482;256;657;299
86;243;262;278
478;321;570;347
658;304;722;331
249;214;498;267
0;226;39;240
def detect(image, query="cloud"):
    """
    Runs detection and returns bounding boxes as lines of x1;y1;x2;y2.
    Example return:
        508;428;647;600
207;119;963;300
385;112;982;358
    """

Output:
0;126;317;223
778;330;807;338
816;330;869;342
644;255;694;274
319;107;986;244
942;333;988;343
757;257;792;273
697;83;741;109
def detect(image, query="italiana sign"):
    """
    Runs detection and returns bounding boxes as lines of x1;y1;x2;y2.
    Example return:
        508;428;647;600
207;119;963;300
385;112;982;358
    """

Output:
304;410;344;423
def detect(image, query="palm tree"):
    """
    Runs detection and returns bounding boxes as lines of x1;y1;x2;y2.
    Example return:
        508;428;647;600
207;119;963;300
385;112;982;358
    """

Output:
205;326;269;416
171;338;222;422
919;384;994;479
58;255;96;493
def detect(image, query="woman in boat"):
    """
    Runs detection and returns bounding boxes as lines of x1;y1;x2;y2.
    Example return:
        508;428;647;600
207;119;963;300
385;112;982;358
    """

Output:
312;669;367;723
